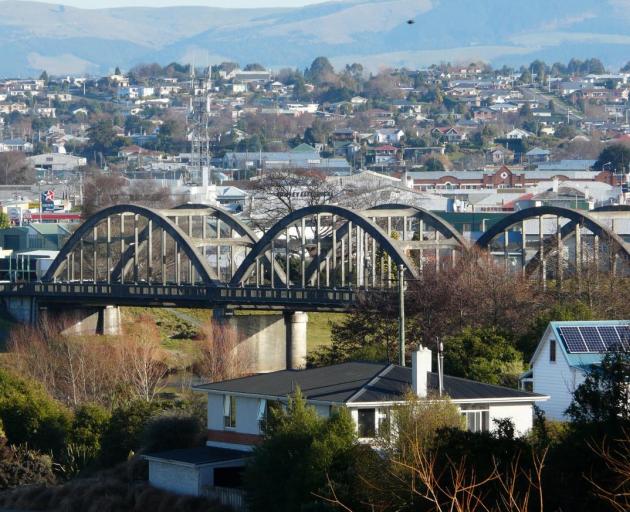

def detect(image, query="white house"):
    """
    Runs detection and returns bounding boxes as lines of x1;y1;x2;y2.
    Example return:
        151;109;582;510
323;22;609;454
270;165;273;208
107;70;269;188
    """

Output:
505;128;534;140
520;321;629;421
373;128;405;144
145;348;547;499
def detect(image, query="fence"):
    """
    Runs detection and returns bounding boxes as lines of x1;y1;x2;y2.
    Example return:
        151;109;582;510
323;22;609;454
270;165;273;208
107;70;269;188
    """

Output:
204;486;248;511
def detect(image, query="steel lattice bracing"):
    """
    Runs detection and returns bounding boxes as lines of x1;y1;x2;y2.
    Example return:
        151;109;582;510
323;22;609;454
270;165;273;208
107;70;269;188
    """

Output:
230;205;421;289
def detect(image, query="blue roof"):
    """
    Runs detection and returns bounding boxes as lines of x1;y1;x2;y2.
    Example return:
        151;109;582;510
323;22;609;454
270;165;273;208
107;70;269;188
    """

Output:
549;320;629;369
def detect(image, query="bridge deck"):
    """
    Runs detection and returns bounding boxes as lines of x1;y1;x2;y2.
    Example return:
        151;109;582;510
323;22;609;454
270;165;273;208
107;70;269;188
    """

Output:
0;282;364;312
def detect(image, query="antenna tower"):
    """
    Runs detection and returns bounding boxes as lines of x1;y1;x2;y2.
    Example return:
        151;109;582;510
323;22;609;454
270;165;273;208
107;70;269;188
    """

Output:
188;65;212;186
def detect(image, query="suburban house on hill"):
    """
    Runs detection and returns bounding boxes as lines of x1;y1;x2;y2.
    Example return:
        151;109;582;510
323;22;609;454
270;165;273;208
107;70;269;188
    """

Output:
145;348;547;499
520;320;630;421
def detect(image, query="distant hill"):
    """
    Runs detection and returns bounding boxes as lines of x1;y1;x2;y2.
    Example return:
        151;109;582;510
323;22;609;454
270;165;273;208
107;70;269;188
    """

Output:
2;0;630;76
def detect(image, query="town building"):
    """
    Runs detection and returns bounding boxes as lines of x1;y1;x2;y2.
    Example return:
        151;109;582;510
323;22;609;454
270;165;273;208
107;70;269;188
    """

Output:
145;348;547;499
520;321;629;421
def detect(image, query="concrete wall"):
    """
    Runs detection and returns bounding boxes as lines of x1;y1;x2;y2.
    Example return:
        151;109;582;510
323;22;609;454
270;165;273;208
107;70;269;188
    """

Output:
149;460;201;496
207;394;262;436
58;306;122;336
218;313;287;373
489;403;534;436
4;296;37;324
4;299;122;337
532;332;582;420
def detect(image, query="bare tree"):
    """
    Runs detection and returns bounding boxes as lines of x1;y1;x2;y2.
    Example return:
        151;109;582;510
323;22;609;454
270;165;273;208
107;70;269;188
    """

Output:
117;316;169;402
588;430;630;512
0;152;35;185
194;320;253;382
248;168;341;231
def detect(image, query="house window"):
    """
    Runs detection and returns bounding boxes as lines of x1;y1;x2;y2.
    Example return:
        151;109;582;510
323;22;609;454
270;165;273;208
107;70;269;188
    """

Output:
257;399;267;431
462;409;490;433
223;395;236;429
357;408;376;438
549;339;556;362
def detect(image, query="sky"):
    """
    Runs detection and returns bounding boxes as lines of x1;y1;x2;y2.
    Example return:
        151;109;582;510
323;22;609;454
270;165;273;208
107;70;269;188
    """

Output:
18;0;328;7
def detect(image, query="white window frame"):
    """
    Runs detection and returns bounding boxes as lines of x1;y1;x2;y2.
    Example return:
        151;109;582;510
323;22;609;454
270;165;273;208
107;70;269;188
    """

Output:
223;395;237;429
461;407;490;433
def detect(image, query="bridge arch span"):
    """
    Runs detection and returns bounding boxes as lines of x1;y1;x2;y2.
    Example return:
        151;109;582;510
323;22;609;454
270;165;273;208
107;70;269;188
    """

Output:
302;203;468;283
230;204;419;287
365;203;468;248
475;205;630;257
44;204;219;285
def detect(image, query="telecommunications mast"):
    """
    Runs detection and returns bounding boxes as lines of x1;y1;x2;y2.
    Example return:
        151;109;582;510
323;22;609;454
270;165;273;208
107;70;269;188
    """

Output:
188;66;212;186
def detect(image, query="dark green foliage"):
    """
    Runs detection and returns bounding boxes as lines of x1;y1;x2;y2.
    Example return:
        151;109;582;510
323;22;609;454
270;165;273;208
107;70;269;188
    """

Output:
594;143;630;173
542;421;629;512
0;369;71;456
423;157;445;172
308;302;421;366
443;327;524;387
141;413;204;454
71;404;110;454
566;350;630;424
99;400;163;467
88;119;126;157
306;57;336;85
518;301;594;359
244;390;357;512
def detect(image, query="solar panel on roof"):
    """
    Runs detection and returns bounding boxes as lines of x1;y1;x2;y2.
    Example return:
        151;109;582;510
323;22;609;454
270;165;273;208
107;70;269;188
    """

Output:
614;325;630;350
598;326;622;351
558;326;588;353
580;326;606;352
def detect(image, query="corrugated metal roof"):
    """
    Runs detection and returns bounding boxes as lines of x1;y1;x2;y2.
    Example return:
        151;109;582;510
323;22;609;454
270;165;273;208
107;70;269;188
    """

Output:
194;361;545;404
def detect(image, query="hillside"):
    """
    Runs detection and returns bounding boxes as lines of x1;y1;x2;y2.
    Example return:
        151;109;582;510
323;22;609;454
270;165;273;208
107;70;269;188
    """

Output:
2;0;630;75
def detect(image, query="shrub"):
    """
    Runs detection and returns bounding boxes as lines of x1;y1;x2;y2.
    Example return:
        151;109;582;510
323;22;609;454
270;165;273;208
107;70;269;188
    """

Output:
99;399;162;467
141;413;204;454
244;389;357;512
0;369;71;456
0;437;56;490
71;403;110;455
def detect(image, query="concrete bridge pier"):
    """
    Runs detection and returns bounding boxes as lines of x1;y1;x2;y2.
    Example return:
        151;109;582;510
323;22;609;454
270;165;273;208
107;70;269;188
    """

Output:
3;297;122;336
284;311;308;370
212;309;309;372
4;296;39;325
54;305;123;336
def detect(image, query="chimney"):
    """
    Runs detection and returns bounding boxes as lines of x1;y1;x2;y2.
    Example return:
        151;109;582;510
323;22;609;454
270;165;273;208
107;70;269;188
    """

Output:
412;346;432;397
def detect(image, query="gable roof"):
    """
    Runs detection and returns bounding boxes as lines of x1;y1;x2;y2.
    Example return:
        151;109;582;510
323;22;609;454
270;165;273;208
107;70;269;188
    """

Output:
532;320;630;369
194;361;546;404
290;143;317;153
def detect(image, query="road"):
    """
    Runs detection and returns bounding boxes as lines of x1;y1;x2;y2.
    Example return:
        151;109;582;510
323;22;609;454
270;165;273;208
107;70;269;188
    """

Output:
519;86;583;121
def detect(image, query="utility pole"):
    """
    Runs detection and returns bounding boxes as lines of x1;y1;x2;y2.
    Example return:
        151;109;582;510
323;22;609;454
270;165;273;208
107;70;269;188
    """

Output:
398;265;406;366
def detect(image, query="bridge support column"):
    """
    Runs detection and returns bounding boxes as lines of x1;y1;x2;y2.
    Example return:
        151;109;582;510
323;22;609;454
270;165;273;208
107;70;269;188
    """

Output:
98;306;122;336
60;306;122;336
4;296;38;325
284;311;308;370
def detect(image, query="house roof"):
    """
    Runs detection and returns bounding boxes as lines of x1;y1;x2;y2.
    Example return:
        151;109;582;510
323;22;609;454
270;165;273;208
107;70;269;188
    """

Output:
28;223;71;236
290;143;317;153
532;321;630;369
194;361;546;404
144;446;249;467
526;147;551;156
